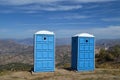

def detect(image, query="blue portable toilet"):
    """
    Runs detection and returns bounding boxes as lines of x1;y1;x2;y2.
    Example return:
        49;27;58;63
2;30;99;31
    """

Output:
34;30;55;72
71;33;95;71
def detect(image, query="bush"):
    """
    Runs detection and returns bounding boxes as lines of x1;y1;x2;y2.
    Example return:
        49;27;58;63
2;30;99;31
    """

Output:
97;49;108;62
108;45;120;61
97;45;120;63
96;45;120;69
0;63;33;72
105;53;114;61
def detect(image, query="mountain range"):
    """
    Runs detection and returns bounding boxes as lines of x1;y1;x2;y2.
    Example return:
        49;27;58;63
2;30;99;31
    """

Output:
3;38;120;47
0;38;120;65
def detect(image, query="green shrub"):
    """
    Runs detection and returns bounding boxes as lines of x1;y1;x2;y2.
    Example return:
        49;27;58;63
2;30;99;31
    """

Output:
96;45;120;68
97;45;120;63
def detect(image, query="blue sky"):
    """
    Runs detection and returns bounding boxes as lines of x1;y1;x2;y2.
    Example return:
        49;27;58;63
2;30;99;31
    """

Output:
0;0;120;39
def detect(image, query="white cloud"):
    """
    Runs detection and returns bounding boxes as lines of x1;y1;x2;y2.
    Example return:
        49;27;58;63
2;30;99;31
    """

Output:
42;5;82;11
102;18;120;22
55;26;120;38
16;5;82;11
1;26;120;39
0;0;115;5
50;15;89;19
91;26;120;38
74;0;116;3
0;10;14;13
20;22;94;26
22;11;38;14
0;0;116;12
65;15;88;19
0;0;61;5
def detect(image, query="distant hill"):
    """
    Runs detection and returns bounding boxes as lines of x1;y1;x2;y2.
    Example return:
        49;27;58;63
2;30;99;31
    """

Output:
0;39;33;65
0;39;33;54
96;39;120;47
56;38;71;46
12;38;120;47
5;38;71;46
0;39;71;65
0;38;120;65
14;38;33;46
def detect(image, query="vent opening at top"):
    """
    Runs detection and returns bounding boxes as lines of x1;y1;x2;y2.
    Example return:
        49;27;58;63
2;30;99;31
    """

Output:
44;37;46;40
86;40;88;42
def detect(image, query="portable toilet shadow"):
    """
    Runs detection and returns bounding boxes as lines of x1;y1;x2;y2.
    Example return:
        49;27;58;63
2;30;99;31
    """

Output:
34;30;55;72
71;33;95;72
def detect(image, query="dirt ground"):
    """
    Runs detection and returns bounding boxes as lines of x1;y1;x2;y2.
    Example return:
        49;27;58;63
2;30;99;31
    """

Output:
0;68;120;80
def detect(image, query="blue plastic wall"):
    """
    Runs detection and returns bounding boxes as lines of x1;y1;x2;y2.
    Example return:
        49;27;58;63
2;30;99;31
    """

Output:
71;37;95;71
71;37;78;70
34;34;55;72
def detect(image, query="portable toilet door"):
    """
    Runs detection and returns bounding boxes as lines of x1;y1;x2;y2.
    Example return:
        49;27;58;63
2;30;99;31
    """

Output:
34;30;55;72
71;33;95;71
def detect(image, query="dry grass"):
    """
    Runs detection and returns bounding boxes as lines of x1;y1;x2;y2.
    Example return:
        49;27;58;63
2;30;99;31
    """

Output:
0;68;120;80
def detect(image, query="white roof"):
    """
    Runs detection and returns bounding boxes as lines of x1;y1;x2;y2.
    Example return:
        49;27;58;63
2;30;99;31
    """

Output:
35;30;54;35
74;33;94;37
